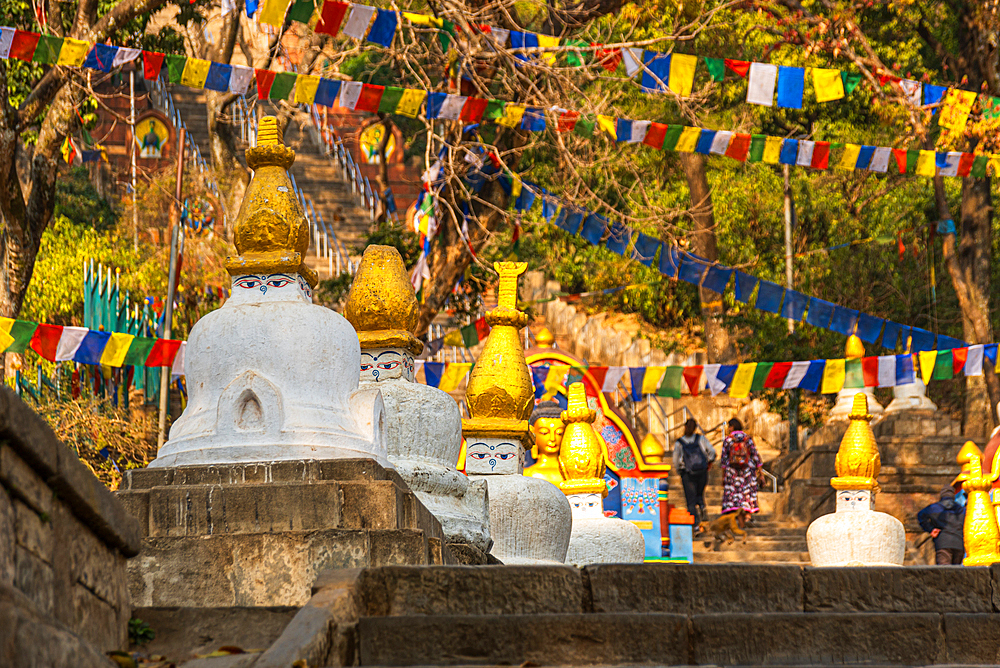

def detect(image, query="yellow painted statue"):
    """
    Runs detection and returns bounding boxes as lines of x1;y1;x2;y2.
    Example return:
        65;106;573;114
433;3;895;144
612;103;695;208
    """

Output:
526;400;565;486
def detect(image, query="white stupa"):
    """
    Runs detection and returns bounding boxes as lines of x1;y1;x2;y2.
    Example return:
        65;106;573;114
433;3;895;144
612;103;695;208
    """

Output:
885;340;937;413
828;335;884;421
151;117;387;468
558;382;645;566
463;262;572;565
342;245;491;551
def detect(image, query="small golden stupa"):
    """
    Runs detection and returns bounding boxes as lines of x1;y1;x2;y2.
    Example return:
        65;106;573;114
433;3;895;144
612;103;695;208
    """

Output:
225;116;317;287
558;382;608;496
463;262;535;445
535;327;555;348
956;441;1000;566
343;245;424;355
831;393;881;492
845;334;866;360
640;433;665;464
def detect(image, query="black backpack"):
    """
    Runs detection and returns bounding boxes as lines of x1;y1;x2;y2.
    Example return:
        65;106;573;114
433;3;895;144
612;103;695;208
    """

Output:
680;435;708;473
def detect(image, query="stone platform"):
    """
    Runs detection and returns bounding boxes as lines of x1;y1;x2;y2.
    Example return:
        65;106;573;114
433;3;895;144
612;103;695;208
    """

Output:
117;459;492;608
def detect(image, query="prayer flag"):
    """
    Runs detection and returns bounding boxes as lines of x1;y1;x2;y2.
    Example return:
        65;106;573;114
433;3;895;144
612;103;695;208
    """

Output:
915;150;936;176
779;139;798;165
56;38;90;66
812;68;845;102
709;131;732;155
952;347;968;376
855;145;876;169
675;127;701;152
683;366;702;395
9;31;40;62
621;47;643;77
0;323;13;352
632;233;660;266
205;62;232;92
597;115;617;139
703;364;723;395
642;366;667;394
734;271;758;303
316;0;349;34
782;361;811;389
748;363;776;392
895;354;914;385
342;4;376;39
811;142;830;169
171;343;186;377
74;331;111;365
724;133;751;161
641;51;671;93
645;122;669;149
84;43;117;72
616;119;633;143
728;363;757;398
923;84;947;111
497;104;525;128
0;28;14;59
295;74;321;104
694;129;716;154
799;361;827;392
32;35;62;64
461;97;487;123
423;362;444;388
460;323;478;348
354;83;384;111
314;78;341;107
724;59;750;77
755;281;784;313
918;351;936;384
339;81;363;109
269;72;297;100
602;366;627;392
54;326;89;362
748;135;766;163
704;57;724;82
937;151;962;177
594;45;621;72
746;62;777;106
180;58;212;89
259;0;292;26
869;147;892;173
100;332;135;367
165;55;187;84
378;86;404;113
702;266;732;294
876;355;896;387
145;339;182;367
821;358;846;394
0;320;36;354
932;350;953;380
122;337;156;366
899;79;921;106
659;245;680;277
763;136;783;164
939;88;976;130
142;51;165;79
396;89;426;118
764;362;792;389
841;72;862;94
656;367;683;399
580;213;606;245
367;8;397;46
228;65;254;94
557;110;579;133
776;66;805;108
630;121;650;143
796;140;815;167
286;0;314;22
957;153;975;177
536;34;559;66
668;53;697;96
966;345;984;376
781;290;808;321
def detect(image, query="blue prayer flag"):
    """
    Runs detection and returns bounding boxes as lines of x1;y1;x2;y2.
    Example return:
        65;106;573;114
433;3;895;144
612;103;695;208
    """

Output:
716;364;738;389
924;84;947;113
74;331;111;365
565;210;584;235
521;108;545;132
755;281;785;313
880;320;902;349
695;129;716;155
855;146;876;169
515;186;536;212
828;306;859;336
246;0;258;17
580;213;607;245
541;192;557;221
855;313;884;344
734;271;759;303
937;335;966;350
779;139;798;165
605;221;630;255
424;362;445;388
632;234;660;267
616;119;632;143
83;43;117;72
798;360;826;392
986;344;998;367
776;66;805;108
204;62;232;92
426;92;447;119
659;245;680;278
781;290;809;321
895;354;914;385
531;364;548;399
805;298;835;328
701;266;733;295
678;255;708;286
910;327;936;352
629;367;645;401
641;51;671;93
366;9;397;46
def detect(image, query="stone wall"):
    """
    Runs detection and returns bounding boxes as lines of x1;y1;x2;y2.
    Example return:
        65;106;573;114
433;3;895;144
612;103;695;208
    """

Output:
0;388;141;657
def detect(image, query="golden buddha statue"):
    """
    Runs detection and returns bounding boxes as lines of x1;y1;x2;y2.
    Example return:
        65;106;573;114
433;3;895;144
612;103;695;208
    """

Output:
525;400;565;486
956;441;1000;566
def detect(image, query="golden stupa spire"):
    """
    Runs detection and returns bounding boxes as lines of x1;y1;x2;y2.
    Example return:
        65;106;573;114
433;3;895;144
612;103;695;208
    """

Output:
557;382;608;496
831;393;881;491
226;116;317;287
845;334;866;360
535;327;554;348
956;441;1000;566
462;262;535;445
640;433;665;464
343;246;423;355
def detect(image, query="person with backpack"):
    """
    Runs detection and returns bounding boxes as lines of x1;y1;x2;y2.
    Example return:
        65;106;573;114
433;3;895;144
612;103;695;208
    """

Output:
917;488;966;565
672;418;716;526
720;418;764;516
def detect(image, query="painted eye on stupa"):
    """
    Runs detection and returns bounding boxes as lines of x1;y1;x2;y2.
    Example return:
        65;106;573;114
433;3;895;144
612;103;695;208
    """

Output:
470;452;488;459
235;277;262;290
361;364;373;371
377;361;399;370
497;453;513;460
266;276;293;289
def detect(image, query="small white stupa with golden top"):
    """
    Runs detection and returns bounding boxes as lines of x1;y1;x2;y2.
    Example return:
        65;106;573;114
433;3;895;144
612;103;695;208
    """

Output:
343;245;490;552
559;382;645;565
828;335;884;421
464;262;571;565
885;336;938;413
807;394;904;566
151;117;387;468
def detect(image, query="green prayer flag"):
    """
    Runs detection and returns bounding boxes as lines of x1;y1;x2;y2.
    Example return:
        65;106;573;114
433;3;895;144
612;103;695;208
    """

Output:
844;358;865;389
933;350;953;380
123;337;156;367
33;35;63;64
438;20;455;51
841;71;862;95
704;57;725;82
484;99;505;120
656;366;684;398
981;95;1000;120
573;117;595;138
906;149;920;173
972;155;989;178
565;39;588;67
80;125;94;147
460;323;478;348
165;55;187;84
287;0;315;22
662;125;683;151
379;87;405;113
567;366;586;386
269;72;297;100
750;362;774;392
748;134;766;163
5;321;37;354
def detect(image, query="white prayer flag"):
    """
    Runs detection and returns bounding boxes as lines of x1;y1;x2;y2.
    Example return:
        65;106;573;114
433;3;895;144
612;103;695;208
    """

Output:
112;47;142;67
876;355;896;388
55;327;89;362
339;81;363;109
342;4;376;39
938;151;962;177
630;120;650;143
221;0;237;16
602;366;628;393
229;65;254;93
490;28;509;47
899;79;922;107
704;364;727;396
438;94;467;120
0;27;14;58
746;62;777;106
966;345;984;376
709;131;732;155
869;147;892;172
622;48;643;77
796;140;815;167
171;342;186;377
782;361;811;389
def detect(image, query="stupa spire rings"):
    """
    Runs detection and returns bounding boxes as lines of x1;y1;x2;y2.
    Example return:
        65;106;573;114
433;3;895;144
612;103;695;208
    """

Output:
486;262;529;328
226;116;317;287
344;246;424;355
558;383;608;497
831;393;881;492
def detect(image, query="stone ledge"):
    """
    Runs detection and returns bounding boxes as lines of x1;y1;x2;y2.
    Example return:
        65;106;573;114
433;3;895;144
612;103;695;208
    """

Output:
804;567;993;613
132;606;298;660
121;458;398;490
0;388;141;557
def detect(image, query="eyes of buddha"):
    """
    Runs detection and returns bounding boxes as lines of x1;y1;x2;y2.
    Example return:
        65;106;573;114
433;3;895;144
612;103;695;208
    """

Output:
469;452;514;460
235;274;294;294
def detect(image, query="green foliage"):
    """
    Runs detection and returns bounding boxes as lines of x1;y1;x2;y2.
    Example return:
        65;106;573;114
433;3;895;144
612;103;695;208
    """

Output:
55;167;120;232
361;219;422;266
128;618;156;646
316;272;354;307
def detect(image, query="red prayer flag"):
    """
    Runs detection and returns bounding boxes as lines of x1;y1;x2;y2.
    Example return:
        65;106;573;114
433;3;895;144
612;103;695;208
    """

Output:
255;69;276;98
355;84;385;112
587;366;609;389
763;361;792;389
810;141;830;169
315;0;349;35
957;153;975;177
643;122;668;149
460;97;488;123
724;58;750;78
862;356;879;387
30;324;63;362
953;347;968;375
9;31;41;62
724;133;752;161
592;44;621;72
145;339;183;367
878;73;901;85
474;317;490;340
892;149;908;174
683;365;703;396
557;111;579;133
142;51;165;80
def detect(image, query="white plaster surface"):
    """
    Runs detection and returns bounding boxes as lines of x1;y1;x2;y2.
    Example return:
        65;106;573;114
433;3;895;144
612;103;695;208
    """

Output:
829;387;884;421
885;377;938;413
807;507;905;567
564;516;646;566
151;274;389;468
468;470;572;565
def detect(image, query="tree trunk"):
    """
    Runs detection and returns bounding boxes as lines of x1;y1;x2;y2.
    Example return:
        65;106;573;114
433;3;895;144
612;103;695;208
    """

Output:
679;152;735;364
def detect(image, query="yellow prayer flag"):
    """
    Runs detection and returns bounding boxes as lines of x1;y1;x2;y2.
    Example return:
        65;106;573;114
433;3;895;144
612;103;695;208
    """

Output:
510;174;522;200
675;127;701;152
597;115;617;139
542;364;571;399
403;12;443;27
939;89;977;130
642;367;666;395
820;359;846;394
812;68;845;103
837;144;861;170
56;38;91;66
439;362;473;392
536;35;559;66
918;351;937;385
497;104;525;128
0;318;14;352
260;0;293;27
728;363;757;399
396;89;426;118
916;150;937;177
100;333;135;367
180;58;211;89
989;155;1000;177
295;74;321;104
762;136;783;164
443;329;464;347
668;53;697;97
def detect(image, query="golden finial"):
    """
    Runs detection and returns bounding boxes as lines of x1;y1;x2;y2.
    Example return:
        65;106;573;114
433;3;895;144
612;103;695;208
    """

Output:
535;327;554;348
952;441;981;487
831;393;881;492
640;433;665;464
343;245;423;355
225;116;317;287
845;334;866;360
557;382;608;496
956;441;1000;566
462;262;535;445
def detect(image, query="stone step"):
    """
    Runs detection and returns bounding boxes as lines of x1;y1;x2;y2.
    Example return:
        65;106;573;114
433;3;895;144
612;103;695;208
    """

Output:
130;606;297;661
693;550;812;563
694;539;809;552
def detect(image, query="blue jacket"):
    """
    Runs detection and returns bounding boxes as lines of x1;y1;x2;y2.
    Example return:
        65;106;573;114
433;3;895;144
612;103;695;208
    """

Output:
917;501;965;551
